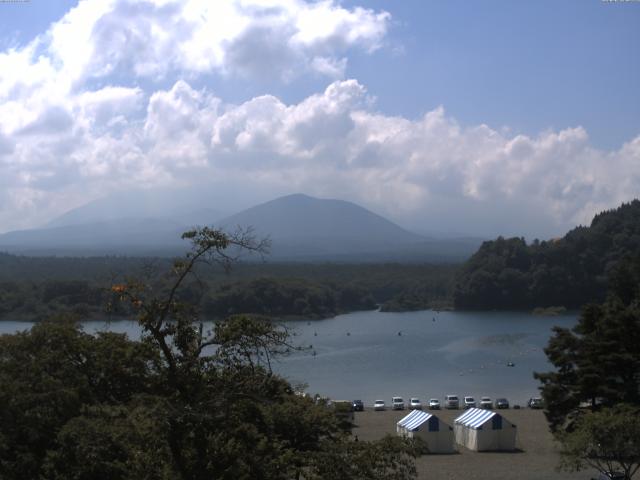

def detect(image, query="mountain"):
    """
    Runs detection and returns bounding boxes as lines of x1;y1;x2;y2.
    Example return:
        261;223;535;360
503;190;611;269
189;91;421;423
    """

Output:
0;193;481;260
0;218;188;256
217;194;421;255
46;189;224;228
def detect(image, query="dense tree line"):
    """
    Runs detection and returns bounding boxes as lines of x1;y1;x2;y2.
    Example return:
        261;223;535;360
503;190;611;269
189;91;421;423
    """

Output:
202;277;376;318
0;227;421;480
0;257;458;320
454;200;640;310
535;254;640;479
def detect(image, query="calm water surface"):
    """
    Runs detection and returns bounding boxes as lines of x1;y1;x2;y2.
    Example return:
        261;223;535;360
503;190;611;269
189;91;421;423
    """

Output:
1;309;576;406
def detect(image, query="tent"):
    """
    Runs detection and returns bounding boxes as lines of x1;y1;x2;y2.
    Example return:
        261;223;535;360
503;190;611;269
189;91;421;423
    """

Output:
453;408;517;451
396;410;455;453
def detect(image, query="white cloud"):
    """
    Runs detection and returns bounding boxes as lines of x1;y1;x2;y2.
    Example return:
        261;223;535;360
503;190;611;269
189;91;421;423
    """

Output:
37;0;390;85
207;80;640;237
0;0;637;238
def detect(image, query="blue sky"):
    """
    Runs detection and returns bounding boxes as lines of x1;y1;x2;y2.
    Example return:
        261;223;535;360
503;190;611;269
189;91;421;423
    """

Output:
0;0;638;237
3;0;637;148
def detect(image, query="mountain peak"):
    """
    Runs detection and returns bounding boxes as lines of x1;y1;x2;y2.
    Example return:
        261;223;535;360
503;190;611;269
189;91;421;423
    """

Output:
217;194;424;258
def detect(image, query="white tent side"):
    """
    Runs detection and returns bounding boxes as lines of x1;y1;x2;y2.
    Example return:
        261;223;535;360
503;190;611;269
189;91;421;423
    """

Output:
453;408;517;451
397;411;455;454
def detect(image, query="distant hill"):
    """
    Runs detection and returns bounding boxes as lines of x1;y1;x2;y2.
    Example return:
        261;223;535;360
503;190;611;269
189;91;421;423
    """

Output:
45;189;224;228
218;193;419;254
453;200;640;310
217;194;482;261
0;218;188;256
0;193;481;261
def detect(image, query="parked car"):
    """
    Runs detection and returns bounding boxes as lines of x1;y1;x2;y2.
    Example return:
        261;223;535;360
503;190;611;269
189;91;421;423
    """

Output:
495;398;510;409
352;399;364;412
480;396;493;409
445;395;459;409
374;400;386;411
463;396;476;409
528;397;543;409
428;398;441;410
392;396;405;410
409;398;422;410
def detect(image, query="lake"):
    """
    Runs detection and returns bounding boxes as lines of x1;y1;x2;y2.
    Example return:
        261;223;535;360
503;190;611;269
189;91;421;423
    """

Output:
0;309;576;407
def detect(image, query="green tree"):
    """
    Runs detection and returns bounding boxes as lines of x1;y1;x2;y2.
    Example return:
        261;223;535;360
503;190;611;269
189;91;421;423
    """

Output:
558;405;640;480
534;255;640;432
1;227;420;480
0;319;157;480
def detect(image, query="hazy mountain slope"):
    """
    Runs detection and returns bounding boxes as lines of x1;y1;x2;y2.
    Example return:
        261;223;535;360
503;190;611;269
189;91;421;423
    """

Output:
0;218;189;255
0;193;480;260
47;190;224;228
218;193;424;255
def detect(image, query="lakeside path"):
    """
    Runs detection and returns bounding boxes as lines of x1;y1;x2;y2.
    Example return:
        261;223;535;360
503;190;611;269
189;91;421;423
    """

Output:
353;409;596;480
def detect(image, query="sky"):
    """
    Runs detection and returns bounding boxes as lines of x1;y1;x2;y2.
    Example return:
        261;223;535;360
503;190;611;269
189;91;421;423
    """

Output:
0;0;638;238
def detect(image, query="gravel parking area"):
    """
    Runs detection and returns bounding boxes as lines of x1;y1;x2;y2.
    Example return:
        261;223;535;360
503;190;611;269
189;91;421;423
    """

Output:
352;408;600;480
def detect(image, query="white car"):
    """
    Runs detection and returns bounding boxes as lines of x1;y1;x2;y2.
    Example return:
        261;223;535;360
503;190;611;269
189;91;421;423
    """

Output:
445;395;459;409
480;396;493;409
428;398;440;410
409;398;422;410
392;396;405;410
373;400;386;411
463;396;476;409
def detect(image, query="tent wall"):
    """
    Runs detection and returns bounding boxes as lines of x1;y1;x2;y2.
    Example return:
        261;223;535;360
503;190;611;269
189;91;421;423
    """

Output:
397;413;455;454
454;417;517;451
407;427;455;454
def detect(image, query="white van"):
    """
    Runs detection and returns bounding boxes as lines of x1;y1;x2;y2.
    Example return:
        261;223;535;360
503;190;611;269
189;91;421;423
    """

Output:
392;396;405;410
445;394;459;409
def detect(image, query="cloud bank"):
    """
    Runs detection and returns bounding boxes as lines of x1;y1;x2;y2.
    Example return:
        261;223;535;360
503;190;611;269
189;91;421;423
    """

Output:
0;0;637;238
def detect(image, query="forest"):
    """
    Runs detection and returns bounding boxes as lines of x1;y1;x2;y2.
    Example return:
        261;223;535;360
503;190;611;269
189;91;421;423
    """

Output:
0;256;457;321
0;228;421;480
453;200;640;310
1;200;639;320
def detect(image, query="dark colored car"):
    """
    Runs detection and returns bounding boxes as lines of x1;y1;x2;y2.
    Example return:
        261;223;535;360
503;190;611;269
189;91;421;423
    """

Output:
352;400;364;412
528;397;543;409
494;398;509;409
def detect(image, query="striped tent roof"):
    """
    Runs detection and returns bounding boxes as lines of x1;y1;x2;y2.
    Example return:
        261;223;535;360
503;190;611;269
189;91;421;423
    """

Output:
397;410;433;431
454;408;498;429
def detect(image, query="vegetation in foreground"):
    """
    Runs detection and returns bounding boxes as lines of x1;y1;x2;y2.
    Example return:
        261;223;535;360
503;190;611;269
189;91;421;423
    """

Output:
0;227;421;480
536;254;640;479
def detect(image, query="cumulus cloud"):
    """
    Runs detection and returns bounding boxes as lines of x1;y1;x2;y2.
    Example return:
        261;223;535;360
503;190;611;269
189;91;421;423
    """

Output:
35;0;390;85
208;80;640;237
0;0;637;238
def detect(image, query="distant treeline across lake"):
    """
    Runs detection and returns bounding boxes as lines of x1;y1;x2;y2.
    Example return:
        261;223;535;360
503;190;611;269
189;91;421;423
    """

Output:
0;258;456;322
1;199;638;321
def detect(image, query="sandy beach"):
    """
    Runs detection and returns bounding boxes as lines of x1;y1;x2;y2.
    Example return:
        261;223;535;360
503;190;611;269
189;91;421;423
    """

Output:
352;408;604;480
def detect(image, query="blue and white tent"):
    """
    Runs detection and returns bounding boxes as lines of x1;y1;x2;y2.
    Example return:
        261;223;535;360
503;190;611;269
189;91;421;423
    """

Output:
396;410;454;453
454;408;517;451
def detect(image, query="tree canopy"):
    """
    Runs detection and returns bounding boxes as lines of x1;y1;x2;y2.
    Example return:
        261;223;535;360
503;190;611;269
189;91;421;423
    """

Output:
534;254;640;432
0;227;420;480
558;404;640;480
454;200;640;310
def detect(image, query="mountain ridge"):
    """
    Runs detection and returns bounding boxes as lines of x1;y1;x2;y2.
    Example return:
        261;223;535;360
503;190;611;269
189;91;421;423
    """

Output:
0;193;480;261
